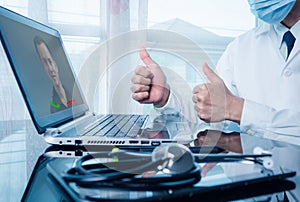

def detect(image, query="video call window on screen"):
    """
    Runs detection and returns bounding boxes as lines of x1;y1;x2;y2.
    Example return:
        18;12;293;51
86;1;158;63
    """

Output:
34;35;78;113
0;15;84;117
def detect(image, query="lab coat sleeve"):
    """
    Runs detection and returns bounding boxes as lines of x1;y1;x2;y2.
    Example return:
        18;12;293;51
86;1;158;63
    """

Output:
217;39;300;145
241;99;300;146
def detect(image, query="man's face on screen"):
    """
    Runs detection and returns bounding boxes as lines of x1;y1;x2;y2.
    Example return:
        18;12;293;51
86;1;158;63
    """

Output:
36;42;60;87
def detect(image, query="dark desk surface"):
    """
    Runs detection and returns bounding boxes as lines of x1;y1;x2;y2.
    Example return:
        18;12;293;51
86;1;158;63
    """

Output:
0;120;300;201
0;120;48;202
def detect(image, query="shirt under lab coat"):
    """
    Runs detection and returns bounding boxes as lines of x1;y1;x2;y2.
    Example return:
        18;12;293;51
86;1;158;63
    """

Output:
156;20;300;146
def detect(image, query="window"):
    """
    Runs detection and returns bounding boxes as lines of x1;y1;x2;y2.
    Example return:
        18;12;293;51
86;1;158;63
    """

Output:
148;0;254;37
142;0;255;114
0;0;255;120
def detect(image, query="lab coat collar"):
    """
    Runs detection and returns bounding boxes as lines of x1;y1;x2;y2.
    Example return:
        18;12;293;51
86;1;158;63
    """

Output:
274;20;300;50
255;21;300;64
290;20;300;39
254;22;272;36
285;20;300;63
274;23;289;50
254;20;300;36
254;23;281;52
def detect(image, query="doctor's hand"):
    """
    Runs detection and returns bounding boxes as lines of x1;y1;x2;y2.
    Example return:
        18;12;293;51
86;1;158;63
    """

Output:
131;48;170;108
192;63;244;123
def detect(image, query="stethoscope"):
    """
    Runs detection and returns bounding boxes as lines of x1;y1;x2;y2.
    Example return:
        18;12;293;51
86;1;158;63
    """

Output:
63;143;272;190
63;144;201;190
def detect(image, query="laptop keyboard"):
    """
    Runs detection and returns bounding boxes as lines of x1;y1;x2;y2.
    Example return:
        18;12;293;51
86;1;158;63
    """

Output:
79;114;148;138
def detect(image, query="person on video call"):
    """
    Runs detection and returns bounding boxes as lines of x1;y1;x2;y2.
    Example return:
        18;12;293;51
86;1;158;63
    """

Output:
34;36;70;112
131;0;300;145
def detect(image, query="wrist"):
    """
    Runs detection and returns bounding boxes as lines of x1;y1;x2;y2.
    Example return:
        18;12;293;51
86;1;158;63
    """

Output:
153;84;170;108
226;95;244;123
219;132;242;153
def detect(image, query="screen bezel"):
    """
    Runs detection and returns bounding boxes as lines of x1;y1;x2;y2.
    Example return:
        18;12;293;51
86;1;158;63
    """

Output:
0;6;89;133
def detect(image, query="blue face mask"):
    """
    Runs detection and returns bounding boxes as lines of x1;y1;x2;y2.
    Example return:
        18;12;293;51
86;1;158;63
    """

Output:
248;0;296;24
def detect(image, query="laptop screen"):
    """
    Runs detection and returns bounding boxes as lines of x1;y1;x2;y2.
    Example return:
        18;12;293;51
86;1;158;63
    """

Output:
0;7;88;133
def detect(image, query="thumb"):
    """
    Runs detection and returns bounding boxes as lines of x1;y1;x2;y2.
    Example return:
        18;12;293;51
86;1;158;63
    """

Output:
139;47;157;67
203;63;222;83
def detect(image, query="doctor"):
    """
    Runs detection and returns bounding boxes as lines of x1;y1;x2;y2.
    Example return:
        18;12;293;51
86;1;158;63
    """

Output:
131;0;300;145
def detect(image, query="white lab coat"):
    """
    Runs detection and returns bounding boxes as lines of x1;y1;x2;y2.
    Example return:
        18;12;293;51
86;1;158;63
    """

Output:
220;22;300;200
156;21;300;146
155;22;300;200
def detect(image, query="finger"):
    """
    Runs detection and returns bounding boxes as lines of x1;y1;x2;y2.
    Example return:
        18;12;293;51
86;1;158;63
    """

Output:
192;95;198;103
192;88;209;105
193;104;200;113
194;139;200;146
202;63;222;84
199;114;210;122
139;47;157;67
201;163;217;177
193;84;207;94
131;84;150;93
197;135;206;144
132;92;149;101
131;75;152;85
135;65;154;79
193;86;200;94
192;93;206;103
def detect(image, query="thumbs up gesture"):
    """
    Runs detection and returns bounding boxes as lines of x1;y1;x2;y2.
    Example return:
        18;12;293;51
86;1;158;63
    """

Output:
131;48;170;107
192;63;244;123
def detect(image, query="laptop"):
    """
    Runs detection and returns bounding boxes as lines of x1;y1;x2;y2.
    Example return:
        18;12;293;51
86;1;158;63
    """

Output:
0;6;192;147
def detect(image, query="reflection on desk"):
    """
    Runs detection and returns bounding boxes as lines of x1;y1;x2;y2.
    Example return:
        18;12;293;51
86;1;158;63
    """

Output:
1;120;300;201
22;144;296;201
195;130;300;201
